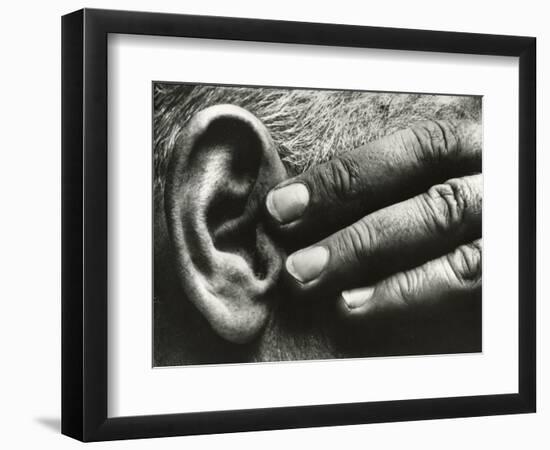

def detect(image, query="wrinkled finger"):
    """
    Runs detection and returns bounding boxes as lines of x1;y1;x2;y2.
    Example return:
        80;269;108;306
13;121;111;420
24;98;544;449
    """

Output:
338;240;482;319
266;120;481;242
283;174;482;298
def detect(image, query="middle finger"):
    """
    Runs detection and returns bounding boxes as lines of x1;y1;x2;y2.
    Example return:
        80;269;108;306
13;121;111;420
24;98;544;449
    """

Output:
283;174;482;299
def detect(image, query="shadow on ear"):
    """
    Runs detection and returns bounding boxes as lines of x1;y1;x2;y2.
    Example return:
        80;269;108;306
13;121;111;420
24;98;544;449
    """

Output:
165;105;287;343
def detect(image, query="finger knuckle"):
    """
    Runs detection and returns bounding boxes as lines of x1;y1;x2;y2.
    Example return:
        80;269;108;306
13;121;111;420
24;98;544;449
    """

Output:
409;120;459;168
339;219;375;265
321;154;362;202
446;240;482;287
423;177;472;234
391;270;421;306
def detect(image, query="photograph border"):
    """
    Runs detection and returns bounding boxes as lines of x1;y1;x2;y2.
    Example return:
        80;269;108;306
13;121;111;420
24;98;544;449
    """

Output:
151;80;484;368
62;8;536;441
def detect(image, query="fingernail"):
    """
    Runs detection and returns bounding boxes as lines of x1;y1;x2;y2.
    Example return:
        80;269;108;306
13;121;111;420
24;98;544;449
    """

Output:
341;286;375;309
286;246;329;283
266;183;309;224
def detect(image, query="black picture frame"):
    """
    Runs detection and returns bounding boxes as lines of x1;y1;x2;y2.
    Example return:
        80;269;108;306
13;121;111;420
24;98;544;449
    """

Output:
62;8;536;442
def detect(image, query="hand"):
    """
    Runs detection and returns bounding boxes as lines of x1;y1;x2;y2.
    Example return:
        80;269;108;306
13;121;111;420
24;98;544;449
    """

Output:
265;120;482;323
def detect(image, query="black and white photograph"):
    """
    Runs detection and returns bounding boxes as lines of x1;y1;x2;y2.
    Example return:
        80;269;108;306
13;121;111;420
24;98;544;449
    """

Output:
0;0;544;447
153;83;483;366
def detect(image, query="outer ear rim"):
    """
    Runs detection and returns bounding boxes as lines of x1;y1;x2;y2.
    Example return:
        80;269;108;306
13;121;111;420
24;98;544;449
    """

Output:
164;104;285;344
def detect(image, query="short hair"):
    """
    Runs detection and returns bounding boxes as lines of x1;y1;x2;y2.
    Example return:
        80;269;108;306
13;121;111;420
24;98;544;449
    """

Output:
153;84;481;193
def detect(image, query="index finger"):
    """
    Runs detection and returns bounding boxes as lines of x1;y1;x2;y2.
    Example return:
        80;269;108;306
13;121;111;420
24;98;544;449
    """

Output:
265;120;481;243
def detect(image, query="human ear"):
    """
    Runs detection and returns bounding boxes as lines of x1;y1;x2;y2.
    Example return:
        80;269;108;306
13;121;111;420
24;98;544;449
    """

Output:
164;104;287;343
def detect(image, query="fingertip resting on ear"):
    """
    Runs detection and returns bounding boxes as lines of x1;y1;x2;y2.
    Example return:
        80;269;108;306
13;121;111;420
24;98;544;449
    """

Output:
164;104;287;343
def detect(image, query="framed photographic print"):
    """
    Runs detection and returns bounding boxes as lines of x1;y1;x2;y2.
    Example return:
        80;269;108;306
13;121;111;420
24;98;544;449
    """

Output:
61;8;536;441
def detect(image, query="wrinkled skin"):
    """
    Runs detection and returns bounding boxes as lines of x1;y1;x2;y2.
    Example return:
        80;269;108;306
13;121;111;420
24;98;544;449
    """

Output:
153;85;482;366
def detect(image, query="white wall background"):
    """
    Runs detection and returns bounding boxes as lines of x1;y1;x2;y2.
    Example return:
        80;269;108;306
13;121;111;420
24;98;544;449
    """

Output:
0;0;546;448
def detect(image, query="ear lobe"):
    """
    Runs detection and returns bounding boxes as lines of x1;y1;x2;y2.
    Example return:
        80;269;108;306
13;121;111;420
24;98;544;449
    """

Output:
165;104;287;343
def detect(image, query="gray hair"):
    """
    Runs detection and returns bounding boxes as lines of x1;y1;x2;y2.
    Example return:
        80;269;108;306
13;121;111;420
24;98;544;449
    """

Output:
153;84;481;193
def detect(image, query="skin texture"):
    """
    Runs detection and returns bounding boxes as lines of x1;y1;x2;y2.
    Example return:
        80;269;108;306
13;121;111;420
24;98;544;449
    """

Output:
269;122;482;297
154;84;482;366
